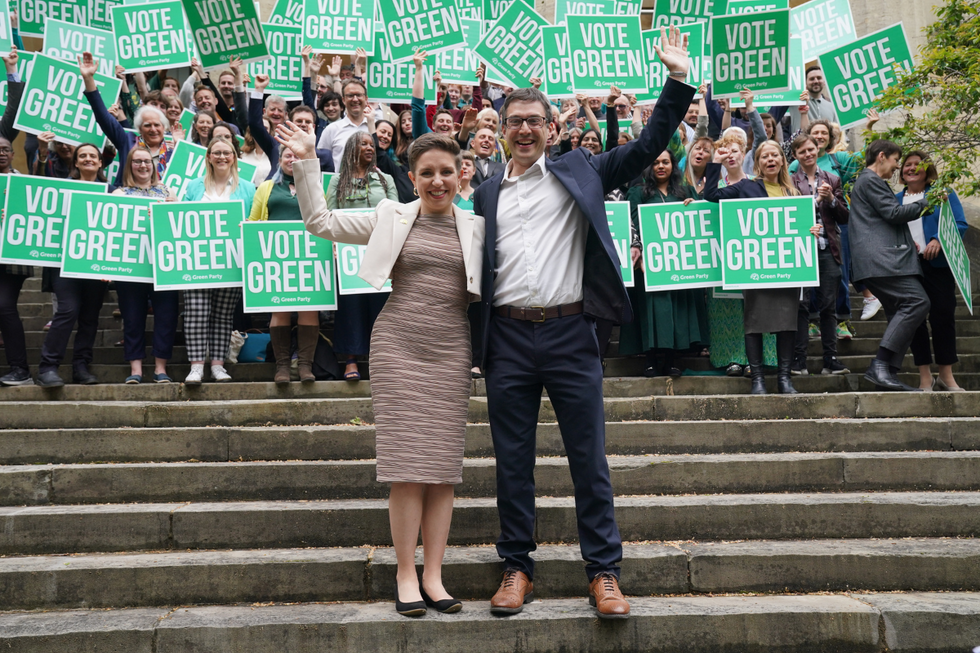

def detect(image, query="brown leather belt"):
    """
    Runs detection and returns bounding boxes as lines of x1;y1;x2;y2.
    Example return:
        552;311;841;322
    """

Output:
494;301;584;322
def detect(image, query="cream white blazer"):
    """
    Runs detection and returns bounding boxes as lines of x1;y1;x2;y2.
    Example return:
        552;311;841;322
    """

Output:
295;158;484;301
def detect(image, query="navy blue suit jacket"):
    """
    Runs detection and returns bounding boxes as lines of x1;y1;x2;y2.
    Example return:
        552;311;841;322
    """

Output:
472;78;696;364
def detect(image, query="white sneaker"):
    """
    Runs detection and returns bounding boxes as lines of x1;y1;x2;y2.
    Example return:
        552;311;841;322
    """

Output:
210;364;232;382
860;296;883;320
185;364;204;386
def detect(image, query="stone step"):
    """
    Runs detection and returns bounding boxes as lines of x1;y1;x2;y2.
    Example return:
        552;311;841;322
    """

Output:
5;392;980;430
837;353;980;373
2;492;979;555
4;417;975;465
2;592;979;653
5;452;980;506
806;336;980;356
1;539;977;611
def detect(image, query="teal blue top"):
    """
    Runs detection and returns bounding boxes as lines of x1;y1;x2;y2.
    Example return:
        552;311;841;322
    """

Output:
183;177;256;216
453;194;474;211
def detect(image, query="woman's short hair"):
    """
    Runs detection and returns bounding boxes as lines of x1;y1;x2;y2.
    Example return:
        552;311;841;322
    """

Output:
791;134;819;154
715;130;746;152
901;149;939;184
134;105;168;132
460;149;475;163
407;132;461;172
806;119;838;151
865;139;903;167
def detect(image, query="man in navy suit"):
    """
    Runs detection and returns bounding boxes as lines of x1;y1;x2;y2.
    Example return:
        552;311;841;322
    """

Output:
472;27;695;620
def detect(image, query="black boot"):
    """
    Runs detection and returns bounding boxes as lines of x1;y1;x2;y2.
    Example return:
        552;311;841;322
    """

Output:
744;333;767;395
776;331;799;395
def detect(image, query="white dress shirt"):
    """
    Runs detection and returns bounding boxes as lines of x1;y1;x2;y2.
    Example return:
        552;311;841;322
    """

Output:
316;114;369;169
493;154;587;308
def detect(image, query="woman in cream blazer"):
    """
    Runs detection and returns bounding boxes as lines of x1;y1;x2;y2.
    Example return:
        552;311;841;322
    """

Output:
280;124;484;618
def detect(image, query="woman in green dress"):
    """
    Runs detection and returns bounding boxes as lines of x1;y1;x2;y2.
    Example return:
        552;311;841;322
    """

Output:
704;132;777;376
622;149;709;377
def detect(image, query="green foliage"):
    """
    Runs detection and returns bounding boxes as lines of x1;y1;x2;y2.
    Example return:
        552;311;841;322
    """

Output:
874;0;980;198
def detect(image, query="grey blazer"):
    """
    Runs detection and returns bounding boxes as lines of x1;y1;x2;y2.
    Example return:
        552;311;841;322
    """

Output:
848;168;929;282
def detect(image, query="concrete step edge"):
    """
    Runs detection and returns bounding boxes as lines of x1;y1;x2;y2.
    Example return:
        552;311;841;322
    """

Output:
1;539;978;610
2;593;979;653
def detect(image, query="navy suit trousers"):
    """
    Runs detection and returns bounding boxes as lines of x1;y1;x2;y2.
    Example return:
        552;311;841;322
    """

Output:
484;312;622;581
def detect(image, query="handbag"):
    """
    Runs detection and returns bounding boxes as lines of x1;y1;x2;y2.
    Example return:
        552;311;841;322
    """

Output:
312;332;342;380
236;331;272;363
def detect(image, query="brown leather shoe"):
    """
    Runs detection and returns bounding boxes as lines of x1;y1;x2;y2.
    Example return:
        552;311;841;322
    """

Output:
588;572;630;620
490;569;533;615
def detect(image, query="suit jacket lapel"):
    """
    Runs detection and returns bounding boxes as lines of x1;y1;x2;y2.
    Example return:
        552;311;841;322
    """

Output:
392;199;421;261
480;175;502;270
452;204;475;274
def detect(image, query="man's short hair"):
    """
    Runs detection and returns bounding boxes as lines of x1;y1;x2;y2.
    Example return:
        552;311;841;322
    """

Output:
289;105;317;122
790;134;818;154
193;84;214;98
805;65;822;77
500;87;552;123
265;94;286;108
341;79;366;96
865;139;903;167
218;69;235;80
319;90;344;112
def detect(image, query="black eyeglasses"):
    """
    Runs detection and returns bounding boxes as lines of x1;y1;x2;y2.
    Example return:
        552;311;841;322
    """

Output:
504;116;547;129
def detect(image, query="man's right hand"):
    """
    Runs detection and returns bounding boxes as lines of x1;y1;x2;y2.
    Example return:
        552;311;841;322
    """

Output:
275;121;317;160
254;74;270;93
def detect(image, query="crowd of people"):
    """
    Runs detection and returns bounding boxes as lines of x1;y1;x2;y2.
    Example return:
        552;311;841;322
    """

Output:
0;32;970;394
0;20;972;624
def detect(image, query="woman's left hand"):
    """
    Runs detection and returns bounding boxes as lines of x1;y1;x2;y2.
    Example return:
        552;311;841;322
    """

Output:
923;238;942;261
683;198;695;206
809;224;822;237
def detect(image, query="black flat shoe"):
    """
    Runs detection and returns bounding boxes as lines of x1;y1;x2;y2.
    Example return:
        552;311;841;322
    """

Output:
420;585;462;614
395;587;426;617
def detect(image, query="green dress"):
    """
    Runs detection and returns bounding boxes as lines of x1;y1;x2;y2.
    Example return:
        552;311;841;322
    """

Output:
619;185;710;356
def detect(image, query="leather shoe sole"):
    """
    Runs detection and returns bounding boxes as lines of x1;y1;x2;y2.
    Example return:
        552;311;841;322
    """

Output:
490;591;533;615
588;595;630;620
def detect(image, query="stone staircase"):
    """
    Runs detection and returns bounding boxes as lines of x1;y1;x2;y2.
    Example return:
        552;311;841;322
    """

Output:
2;280;980;650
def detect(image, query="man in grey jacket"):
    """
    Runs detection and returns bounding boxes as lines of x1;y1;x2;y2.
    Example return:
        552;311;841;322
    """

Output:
849;140;932;391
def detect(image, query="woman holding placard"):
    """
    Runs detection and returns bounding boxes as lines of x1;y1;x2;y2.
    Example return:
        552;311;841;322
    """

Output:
897;151;969;392
705;140;803;395
110;147;179;384
35;145;111;388
247;144;321;385
325;132;398;381
623;150;709;378
279;124;483;618
181;139;256;385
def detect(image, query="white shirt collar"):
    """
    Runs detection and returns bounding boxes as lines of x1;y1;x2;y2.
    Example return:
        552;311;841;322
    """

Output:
341;114;369;128
503;153;547;183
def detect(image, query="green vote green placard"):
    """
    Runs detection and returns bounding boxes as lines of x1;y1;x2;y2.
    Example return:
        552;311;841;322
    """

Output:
42;18;117;77
638;200;722;291
302;0;375;54
710;7;790;98
0;177;108;268
481;0;510;30
605;200;633;287
937;200;972;316
437;17;481;85
541;24;573;99
553;0;612;25
726;0;786;13
652;0;728;46
334;209;391;294
13;52;123;149
90;0;123;31
18;0;88;37
457;0;480;20
818;22;914;130
719;196;819;290
150;200;246;290
566;14;645;94
242;220;337;312
367;22;436;103
180;0;269;67
634;21;704;105
474;0;546;89
61;191;157;283
161;140;258;200
111;0;193;72
752;35;804;108
247;23;303;97
377;0;464;63
269;0;303;25
790;0;855;61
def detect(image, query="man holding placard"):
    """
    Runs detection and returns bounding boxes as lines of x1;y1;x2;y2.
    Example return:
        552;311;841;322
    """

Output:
473;26;693;621
848;140;932;392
